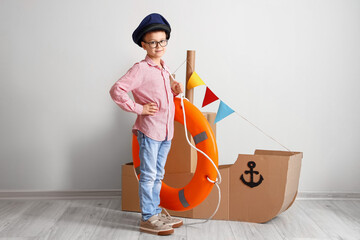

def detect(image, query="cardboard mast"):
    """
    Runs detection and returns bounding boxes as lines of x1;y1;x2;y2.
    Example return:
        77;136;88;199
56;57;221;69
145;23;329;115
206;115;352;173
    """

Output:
186;50;195;103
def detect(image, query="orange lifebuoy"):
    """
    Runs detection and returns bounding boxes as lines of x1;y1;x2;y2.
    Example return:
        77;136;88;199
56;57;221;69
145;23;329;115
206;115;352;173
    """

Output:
132;97;218;211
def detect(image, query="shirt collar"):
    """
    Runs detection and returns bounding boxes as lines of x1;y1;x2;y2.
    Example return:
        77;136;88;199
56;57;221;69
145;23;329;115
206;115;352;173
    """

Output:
145;55;167;70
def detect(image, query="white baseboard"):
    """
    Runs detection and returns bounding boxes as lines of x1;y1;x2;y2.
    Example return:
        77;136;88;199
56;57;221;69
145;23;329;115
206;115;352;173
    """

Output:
296;191;360;200
0;190;121;200
0;190;359;200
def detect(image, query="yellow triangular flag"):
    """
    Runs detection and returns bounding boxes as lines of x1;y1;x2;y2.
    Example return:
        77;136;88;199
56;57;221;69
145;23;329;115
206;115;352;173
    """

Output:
187;71;206;90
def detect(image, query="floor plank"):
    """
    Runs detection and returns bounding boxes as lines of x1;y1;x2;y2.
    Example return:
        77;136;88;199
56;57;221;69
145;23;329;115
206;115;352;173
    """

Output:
333;200;360;225
271;201;330;239
38;199;111;239
298;200;360;240
229;220;284;240
0;200;35;233
88;199;140;240
1;200;70;238
185;218;235;240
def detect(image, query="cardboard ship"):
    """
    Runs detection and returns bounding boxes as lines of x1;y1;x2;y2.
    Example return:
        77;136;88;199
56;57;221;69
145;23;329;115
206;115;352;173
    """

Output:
122;115;303;223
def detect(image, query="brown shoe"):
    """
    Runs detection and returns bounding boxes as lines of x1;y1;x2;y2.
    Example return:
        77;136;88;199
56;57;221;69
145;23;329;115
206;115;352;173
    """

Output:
158;213;183;228
140;215;174;236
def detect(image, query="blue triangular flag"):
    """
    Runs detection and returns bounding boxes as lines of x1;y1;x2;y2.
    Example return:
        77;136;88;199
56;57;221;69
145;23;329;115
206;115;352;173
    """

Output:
214;101;235;124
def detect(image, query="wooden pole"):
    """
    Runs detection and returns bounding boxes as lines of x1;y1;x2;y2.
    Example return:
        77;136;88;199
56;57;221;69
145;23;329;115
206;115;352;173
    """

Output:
185;50;195;103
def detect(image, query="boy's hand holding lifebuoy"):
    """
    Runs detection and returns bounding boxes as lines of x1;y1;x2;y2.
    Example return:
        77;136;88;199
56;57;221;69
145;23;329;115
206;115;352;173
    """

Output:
142;102;158;116
170;79;184;95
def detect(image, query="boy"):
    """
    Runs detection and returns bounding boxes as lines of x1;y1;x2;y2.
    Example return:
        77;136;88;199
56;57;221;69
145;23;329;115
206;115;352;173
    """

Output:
109;13;184;235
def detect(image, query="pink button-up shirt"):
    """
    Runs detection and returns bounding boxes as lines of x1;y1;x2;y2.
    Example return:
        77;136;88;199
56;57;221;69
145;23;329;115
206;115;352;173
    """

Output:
109;55;176;141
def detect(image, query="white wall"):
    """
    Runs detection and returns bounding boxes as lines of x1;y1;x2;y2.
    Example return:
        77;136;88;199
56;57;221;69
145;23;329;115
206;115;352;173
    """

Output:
1;0;359;192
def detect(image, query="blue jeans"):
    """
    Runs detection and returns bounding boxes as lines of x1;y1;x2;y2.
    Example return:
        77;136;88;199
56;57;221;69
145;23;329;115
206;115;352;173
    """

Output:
137;130;171;221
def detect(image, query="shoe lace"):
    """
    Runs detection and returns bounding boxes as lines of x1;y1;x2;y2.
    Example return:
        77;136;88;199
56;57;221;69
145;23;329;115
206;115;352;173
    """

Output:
150;217;167;227
160;208;173;220
159;213;172;220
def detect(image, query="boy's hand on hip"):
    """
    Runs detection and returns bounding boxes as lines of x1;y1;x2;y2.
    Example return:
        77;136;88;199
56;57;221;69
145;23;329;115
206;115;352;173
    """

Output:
142;102;158;116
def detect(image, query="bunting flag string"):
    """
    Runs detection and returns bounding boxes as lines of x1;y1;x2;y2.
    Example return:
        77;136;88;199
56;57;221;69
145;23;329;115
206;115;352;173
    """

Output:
185;70;292;152
187;71;235;123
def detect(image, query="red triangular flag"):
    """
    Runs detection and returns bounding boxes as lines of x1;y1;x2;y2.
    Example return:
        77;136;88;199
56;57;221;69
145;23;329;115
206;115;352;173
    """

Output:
202;87;219;107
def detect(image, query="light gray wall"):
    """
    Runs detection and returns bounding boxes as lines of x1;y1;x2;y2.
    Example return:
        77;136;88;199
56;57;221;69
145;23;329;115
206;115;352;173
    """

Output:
1;0;359;192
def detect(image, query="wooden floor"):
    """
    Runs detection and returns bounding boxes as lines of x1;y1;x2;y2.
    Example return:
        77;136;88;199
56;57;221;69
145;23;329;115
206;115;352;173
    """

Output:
0;198;359;240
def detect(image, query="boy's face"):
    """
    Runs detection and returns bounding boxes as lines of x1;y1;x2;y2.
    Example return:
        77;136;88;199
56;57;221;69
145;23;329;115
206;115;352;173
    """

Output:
141;31;167;60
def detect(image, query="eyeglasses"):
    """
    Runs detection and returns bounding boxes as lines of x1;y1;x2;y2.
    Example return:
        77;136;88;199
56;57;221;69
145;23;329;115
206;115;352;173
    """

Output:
142;39;168;48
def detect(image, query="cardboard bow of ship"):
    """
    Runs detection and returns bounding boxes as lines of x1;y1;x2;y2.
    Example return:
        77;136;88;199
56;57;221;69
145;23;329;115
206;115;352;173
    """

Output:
228;150;303;222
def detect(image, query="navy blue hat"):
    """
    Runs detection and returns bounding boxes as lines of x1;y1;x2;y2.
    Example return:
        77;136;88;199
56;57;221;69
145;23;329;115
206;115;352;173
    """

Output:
132;13;171;47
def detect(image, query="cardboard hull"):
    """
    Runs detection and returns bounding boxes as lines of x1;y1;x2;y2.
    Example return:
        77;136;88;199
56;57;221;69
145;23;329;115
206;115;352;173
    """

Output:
121;149;303;223
122;110;303;223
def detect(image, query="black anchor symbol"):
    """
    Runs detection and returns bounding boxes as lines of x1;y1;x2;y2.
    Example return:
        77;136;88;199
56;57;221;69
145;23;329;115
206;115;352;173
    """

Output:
240;161;264;188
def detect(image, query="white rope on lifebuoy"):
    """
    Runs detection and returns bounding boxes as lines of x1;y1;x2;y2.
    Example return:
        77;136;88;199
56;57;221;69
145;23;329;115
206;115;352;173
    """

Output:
167;70;222;225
